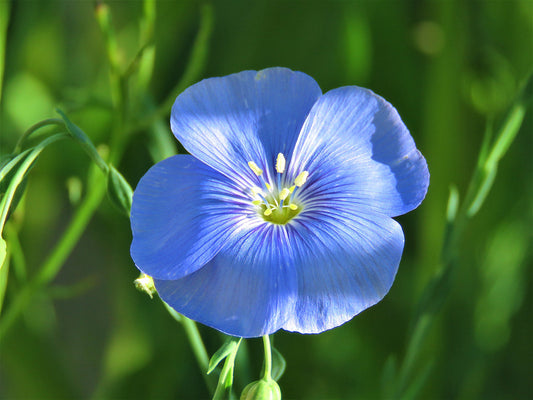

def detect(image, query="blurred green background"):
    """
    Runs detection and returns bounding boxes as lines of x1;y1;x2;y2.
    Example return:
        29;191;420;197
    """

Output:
0;0;531;399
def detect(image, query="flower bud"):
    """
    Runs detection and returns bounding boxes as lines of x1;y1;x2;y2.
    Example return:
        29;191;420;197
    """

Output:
134;273;156;298
240;379;281;400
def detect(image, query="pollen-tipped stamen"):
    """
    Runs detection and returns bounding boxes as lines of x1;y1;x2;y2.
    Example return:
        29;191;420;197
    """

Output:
248;161;263;176
247;157;308;224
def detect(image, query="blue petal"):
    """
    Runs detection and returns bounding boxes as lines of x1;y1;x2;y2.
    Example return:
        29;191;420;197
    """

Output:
155;224;299;338
289;86;429;217
155;206;403;337
171;67;321;184
282;208;404;334
130;155;258;280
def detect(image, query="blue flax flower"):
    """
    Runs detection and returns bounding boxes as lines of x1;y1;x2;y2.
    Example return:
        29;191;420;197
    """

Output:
130;67;429;338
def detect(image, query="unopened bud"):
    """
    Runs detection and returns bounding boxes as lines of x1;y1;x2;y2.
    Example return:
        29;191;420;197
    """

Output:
134;273;156;298
240;379;281;400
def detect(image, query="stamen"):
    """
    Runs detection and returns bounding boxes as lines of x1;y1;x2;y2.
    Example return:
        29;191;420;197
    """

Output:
275;153;286;174
251;186;263;196
248;161;263;176
279;188;290;201
246;156;306;224
294;171;309;187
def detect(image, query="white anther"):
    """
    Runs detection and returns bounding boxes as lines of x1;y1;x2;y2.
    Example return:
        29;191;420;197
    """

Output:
248;161;263;176
294;171;309;187
279;188;290;200
276;153;286;174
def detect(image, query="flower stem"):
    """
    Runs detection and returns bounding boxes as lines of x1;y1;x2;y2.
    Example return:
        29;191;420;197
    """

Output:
163;301;217;393
0;171;107;340
14;118;65;154
262;335;273;381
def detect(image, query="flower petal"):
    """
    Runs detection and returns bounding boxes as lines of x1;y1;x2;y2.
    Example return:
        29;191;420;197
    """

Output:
171;67;322;184
155;206;403;337
130;155;257;280
281;209;404;333
289;86;429;217
155;224;299;338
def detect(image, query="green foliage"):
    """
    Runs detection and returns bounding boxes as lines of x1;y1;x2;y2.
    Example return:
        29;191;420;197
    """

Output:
106;165;133;216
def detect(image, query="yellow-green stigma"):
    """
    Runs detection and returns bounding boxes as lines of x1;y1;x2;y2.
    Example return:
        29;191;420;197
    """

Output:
248;153;309;225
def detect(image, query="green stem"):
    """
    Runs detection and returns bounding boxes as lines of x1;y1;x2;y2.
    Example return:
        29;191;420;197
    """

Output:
14;118;65;153
394;76;530;398
181;316;210;373
124;3;213;136
3;222;27;283
0;172;107;340
262;335;273;381
163;301;217;394
0;0;10;104
212;338;242;400
0;134;69;236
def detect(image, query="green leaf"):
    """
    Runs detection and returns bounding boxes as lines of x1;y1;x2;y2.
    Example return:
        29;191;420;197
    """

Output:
484;98;527;169
0;152;31;221
0;237;8;314
270;347;286;382
0;236;6;274
208;337;241;374
106;165;133;216
56;108;109;173
212;338;242;400
0;134;68;237
446;185;459;224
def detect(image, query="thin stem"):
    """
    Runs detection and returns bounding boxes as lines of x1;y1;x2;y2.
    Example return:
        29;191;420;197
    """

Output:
0;134;69;236
262;335;273;381
123;3;213;136
181;316;210;373
163;301;217;394
14;118;65;153
212;338;242;400
0;0;10;104
0;173;107;340
3;222;26;283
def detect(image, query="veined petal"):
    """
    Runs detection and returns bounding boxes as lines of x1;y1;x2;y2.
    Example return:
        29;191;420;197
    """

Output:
155;206;404;337
155;224;299;338
171;67;321;185
289;86;429;217
130;155;257;280
282;208;404;333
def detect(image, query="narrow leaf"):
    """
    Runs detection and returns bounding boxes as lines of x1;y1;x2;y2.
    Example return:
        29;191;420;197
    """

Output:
208;337;240;374
0;237;8;314
446;185;459;224
106;165;133;216
56;109;109;173
271;347;286;382
0;236;6;273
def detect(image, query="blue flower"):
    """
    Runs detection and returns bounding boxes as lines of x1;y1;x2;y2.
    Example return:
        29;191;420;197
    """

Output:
130;67;429;338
